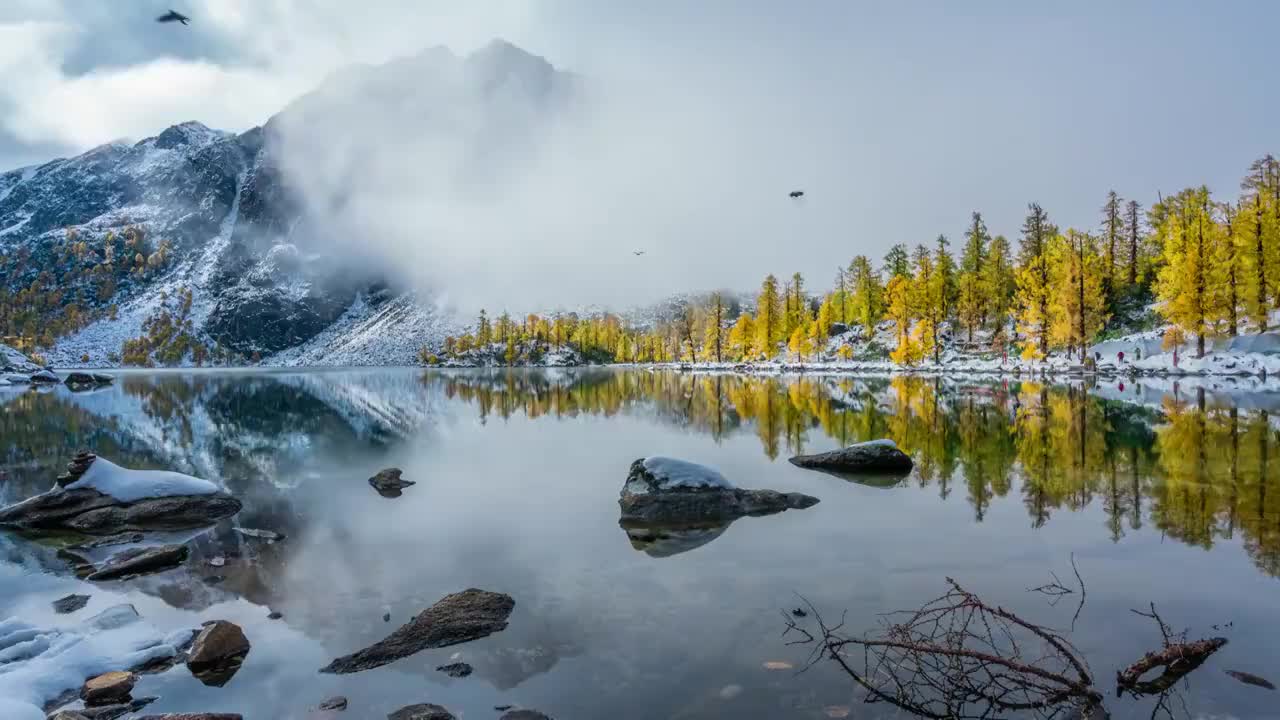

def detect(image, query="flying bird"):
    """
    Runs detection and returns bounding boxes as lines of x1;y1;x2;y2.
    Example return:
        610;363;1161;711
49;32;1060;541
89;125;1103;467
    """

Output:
156;9;191;25
633;250;645;256
789;190;805;199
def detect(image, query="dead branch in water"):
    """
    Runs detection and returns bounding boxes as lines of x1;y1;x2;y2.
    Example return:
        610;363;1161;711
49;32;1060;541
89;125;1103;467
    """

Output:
784;578;1104;719
1117;603;1228;697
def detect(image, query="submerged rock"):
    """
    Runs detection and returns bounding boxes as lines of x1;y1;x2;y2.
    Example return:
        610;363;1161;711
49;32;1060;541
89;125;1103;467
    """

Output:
80;671;136;706
134;715;243;720
87;545;189;581
436;662;473;678
318;696;349;711
186;621;251;687
0;454;240;535
788;439;913;474
321;588;515;674
499;711;553;720
387;705;455;720
1225;669;1276;690
369;468;415;497
53;593;91;614
618;457;818;526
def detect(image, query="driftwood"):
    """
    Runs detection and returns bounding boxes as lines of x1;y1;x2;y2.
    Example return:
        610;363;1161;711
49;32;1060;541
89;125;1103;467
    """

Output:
1116;603;1228;696
784;578;1104;719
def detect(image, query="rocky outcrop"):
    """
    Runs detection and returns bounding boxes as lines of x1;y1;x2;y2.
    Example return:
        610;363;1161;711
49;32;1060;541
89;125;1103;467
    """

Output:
369;468;415;497
80;671;136;706
0;454;241;535
87;544;189;581
31;369;60;383
321;589;515;674
53;593;91;613
788;439;914;474
387;705;455;720
618;457;819;526
186;620;251;687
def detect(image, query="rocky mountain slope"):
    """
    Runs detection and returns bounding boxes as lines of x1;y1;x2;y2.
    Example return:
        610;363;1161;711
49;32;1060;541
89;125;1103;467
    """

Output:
0;40;574;366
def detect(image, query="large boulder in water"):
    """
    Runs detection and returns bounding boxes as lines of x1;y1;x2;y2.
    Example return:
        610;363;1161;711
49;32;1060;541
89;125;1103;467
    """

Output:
618;457;818;527
788;440;913;474
321;589;515;674
186;620;250;687
0;453;241;535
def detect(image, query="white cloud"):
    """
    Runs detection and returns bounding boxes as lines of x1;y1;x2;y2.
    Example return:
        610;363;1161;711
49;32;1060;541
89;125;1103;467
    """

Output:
0;1;538;150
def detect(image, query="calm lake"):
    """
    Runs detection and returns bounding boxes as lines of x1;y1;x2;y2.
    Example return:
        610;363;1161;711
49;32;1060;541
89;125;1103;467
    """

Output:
2;368;1280;719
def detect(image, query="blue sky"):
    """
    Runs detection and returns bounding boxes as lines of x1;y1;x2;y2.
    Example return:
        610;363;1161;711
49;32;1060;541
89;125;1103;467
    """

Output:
1;1;1275;306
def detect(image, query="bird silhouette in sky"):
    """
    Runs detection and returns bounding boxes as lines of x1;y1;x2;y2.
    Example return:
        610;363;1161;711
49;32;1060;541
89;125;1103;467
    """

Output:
789;190;805;199
156;10;191;25
633;250;645;256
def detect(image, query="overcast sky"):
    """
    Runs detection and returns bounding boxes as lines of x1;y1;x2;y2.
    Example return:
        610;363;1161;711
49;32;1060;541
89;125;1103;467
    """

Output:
1;1;1277;308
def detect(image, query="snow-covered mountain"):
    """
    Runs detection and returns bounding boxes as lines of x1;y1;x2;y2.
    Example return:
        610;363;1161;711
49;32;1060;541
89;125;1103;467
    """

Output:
0;40;575;366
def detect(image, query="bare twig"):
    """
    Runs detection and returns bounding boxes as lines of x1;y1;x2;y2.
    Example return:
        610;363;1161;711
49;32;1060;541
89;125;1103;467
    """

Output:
1068;553;1087;631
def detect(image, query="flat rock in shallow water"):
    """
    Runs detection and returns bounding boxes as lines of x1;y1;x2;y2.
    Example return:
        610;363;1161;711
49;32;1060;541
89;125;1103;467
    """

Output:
619;457;818;526
80;671;135;706
320;589;514;674
87;544;189;581
318;696;349;711
53;593;91;614
499;712;553;720
788;439;913;474
387;704;454;720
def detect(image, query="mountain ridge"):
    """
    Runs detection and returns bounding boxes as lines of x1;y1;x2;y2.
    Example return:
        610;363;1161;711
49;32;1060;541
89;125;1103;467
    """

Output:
0;40;573;367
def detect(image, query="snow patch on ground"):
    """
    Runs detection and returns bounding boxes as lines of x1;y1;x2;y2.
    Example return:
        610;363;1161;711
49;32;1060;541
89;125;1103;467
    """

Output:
66;456;219;502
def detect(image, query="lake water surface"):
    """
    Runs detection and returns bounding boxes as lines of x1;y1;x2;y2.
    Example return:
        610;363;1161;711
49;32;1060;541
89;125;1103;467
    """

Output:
2;369;1279;719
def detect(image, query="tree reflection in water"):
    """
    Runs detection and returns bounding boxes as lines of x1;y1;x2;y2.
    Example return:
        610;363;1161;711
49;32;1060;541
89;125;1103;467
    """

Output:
435;369;1280;578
